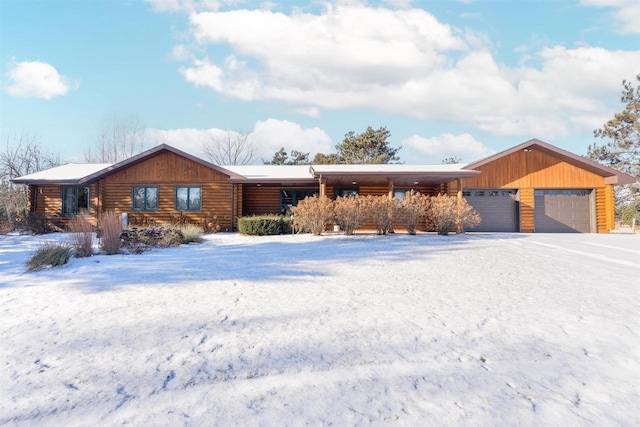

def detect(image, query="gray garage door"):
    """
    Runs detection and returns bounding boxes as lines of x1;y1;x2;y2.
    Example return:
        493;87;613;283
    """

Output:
534;189;591;233
463;189;518;232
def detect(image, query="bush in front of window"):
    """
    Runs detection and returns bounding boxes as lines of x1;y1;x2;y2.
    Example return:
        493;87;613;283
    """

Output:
26;243;72;271
291;195;334;236
237;215;290;236
397;191;430;235
426;194;482;235
364;195;396;235
334;195;366;235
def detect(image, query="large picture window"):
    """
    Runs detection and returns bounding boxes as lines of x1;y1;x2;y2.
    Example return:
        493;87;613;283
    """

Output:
132;186;158;211
280;189;319;214
175;186;201;211
336;188;359;198
61;186;90;216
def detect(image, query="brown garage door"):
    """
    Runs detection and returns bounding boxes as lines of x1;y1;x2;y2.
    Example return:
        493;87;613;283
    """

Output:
464;189;518;232
534;189;591;233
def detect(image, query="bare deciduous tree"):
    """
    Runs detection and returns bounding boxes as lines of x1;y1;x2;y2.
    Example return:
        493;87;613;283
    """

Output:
1;132;62;230
200;130;260;165
85;114;148;163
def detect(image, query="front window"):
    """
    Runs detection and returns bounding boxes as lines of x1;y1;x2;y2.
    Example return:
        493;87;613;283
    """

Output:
336;188;359;198
61;186;90;216
133;186;158;211
280;189;319;214
175;186;201;211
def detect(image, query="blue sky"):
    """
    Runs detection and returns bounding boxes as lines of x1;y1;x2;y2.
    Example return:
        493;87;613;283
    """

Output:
1;0;639;164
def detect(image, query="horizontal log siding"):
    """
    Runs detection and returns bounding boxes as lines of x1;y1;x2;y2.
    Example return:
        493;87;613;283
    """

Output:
242;186;281;216
520;188;534;233
595;187;614;233
101;151;233;229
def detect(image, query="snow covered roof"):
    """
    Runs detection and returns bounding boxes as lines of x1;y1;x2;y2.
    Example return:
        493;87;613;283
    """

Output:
311;164;466;173
225;165;316;182
12;163;113;185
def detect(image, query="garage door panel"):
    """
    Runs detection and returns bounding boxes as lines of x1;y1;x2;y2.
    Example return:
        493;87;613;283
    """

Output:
534;189;591;233
464;189;518;232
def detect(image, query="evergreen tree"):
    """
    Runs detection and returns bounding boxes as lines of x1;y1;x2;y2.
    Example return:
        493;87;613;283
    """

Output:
336;126;401;164
265;148;310;165
588;74;640;224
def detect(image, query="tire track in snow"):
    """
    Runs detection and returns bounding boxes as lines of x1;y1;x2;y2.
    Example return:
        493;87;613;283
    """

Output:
527;241;640;269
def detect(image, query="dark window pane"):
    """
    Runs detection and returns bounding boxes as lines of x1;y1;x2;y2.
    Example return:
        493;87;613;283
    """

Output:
133;187;145;210
189;188;201;210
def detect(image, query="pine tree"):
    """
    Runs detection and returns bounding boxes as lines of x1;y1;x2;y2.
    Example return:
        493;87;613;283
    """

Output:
336;126;401;164
588;74;640;223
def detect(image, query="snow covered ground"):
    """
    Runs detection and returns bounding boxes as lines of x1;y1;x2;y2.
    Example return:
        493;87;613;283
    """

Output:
0;231;638;426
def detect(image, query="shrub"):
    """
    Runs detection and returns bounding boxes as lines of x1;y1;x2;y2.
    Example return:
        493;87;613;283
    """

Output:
99;211;122;255
67;215;94;257
120;226;184;253
397;191;430;235
334;195;366;235
237;215;289;236
176;223;203;243
26;243;72;271
426;194;482;235
364;195;396;235
291;195;334;235
17;213;56;235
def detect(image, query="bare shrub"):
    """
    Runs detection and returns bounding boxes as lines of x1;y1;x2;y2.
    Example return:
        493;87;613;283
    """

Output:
364;195;396;235
67;215;94;257
334;195;366;235
397;191;430;235
176;223;203;244
291;195;334;235
26;243;71;271
99;211;122;255
426;194;482;235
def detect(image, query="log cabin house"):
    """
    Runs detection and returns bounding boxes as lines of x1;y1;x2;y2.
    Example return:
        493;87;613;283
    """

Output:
12;139;636;233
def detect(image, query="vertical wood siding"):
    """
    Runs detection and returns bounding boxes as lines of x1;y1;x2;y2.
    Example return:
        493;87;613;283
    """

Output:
463;149;612;233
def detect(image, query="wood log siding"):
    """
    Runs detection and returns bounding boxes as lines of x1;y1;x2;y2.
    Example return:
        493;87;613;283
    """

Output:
462;149;616;233
98;151;234;229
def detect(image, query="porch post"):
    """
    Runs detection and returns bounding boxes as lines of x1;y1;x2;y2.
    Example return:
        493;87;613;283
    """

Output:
319;176;326;198
388;180;394;199
457;178;463;234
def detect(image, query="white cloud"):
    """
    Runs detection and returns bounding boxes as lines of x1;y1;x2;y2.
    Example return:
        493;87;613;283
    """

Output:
403;133;493;164
172;2;639;139
251;119;333;158
4;61;77;100
144;0;239;13
580;0;640;34
145;119;332;163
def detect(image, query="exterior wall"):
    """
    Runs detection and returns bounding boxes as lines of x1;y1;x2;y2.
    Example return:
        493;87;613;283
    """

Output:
100;151;234;231
463;149;613;233
27;183;100;227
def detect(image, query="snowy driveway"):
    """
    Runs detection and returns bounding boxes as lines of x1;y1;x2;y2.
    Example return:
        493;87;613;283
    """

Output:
1;232;638;426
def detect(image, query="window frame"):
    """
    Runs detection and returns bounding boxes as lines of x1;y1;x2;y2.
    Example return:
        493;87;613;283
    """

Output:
174;186;202;212
336;187;360;198
279;188;319;214
132;186;159;212
61;186;91;216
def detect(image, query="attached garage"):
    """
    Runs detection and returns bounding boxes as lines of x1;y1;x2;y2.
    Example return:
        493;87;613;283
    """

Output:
464;189;519;232
534;189;593;233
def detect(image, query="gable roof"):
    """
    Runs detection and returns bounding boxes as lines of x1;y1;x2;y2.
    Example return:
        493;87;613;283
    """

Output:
464;139;637;185
12;144;246;185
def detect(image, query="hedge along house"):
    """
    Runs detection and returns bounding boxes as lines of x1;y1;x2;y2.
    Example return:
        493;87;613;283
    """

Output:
12;139;636;233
